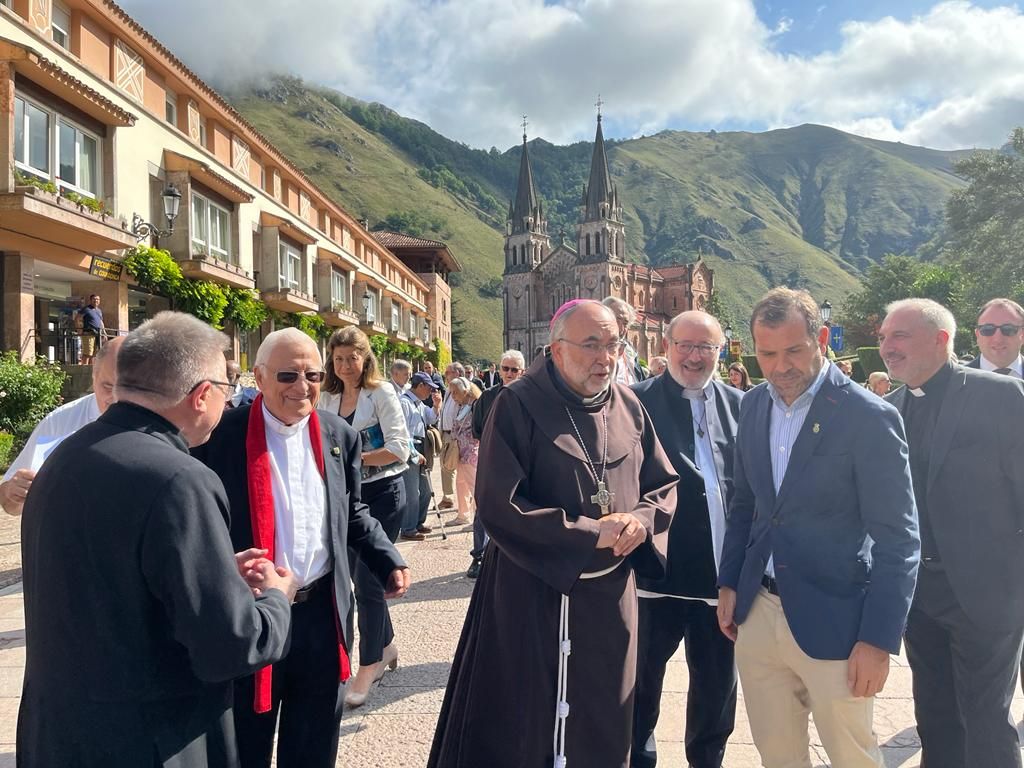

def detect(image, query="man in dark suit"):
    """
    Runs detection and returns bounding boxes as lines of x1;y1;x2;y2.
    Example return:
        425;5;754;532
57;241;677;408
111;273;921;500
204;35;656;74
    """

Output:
718;288;919;768
466;349;526;578
193;328;410;768
880;298;1024;768
966;297;1024;378
18;311;298;768
631;311;743;768
480;363;501;389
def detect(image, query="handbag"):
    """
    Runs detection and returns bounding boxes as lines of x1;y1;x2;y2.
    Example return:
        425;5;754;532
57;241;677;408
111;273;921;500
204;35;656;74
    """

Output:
441;434;460;472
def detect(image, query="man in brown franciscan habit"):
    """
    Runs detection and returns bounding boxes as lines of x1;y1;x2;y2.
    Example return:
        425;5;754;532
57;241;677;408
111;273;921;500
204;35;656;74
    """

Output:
428;299;678;768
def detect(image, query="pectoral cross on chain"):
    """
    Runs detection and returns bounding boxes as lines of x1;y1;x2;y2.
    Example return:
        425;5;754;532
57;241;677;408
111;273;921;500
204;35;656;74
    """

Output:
591;481;615;516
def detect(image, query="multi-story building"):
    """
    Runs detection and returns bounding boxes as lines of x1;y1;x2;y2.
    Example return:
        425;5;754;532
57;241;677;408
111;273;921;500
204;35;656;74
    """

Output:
502;113;713;361
0;0;451;368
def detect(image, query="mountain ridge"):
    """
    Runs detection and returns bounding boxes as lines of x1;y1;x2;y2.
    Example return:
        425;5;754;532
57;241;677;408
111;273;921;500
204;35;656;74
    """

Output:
225;76;970;359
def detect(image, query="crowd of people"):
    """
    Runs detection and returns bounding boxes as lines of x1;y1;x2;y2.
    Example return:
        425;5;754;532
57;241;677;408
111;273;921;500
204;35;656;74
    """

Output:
4;286;1023;768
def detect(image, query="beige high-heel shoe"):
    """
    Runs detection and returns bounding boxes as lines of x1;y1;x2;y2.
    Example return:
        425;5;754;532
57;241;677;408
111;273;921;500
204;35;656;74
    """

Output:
344;644;399;709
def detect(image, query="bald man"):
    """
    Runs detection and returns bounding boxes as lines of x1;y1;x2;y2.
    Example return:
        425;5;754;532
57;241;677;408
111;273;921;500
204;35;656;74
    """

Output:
631;312;743;768
429;299;677;768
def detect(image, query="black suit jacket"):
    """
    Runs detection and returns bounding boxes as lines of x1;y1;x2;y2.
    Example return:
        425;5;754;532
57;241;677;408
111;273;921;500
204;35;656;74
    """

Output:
481;371;501;389
887;365;1024;631
472;383;503;440
192;405;406;656
631;376;743;598
19;402;292;767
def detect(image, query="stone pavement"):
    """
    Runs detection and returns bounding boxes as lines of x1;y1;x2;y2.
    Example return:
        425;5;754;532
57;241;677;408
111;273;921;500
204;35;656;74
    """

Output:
0;493;1021;766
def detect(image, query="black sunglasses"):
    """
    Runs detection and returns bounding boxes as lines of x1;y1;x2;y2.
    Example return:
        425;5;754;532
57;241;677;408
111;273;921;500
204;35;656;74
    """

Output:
977;323;1023;337
272;370;326;384
500;365;521;373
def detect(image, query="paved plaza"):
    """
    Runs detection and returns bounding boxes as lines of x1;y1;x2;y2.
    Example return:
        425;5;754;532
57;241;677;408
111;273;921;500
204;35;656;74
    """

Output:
0;482;1021;766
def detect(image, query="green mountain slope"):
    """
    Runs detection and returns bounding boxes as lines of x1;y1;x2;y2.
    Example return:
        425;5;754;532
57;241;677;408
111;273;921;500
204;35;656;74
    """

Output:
225;76;968;359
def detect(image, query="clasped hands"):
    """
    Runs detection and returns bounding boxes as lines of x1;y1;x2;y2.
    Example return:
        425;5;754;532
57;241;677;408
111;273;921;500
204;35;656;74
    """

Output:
234;548;412;603
594;512;648;557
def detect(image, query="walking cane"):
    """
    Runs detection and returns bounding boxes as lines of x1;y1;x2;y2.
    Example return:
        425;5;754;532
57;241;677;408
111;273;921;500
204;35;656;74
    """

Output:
430;492;447;541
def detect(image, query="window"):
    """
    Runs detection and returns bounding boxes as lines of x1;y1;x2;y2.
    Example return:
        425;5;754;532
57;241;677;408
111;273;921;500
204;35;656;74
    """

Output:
330;269;347;309
14;94;101;197
57;120;98;195
365;292;377;322
199;120;208;148
165;90;177;127
409;312;417;339
278;242;302;291
191;191;231;260
51;3;70;49
391;303;400;332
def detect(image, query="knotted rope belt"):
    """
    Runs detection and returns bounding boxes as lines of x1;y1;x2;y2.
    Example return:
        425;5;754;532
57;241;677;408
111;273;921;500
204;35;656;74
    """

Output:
552;558;624;768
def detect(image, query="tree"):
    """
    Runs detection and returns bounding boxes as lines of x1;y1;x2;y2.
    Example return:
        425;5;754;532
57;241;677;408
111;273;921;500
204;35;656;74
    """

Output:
840;254;967;350
945;128;1024;310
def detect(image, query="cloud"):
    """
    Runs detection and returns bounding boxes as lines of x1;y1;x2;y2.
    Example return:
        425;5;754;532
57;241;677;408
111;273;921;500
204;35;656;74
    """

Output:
118;0;1024;150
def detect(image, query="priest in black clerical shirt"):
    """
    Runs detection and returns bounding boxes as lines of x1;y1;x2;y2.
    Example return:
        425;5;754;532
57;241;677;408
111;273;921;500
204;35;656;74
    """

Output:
881;299;1024;768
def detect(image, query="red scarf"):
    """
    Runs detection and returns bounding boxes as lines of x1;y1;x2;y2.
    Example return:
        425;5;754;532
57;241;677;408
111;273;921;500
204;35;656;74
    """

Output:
245;394;351;713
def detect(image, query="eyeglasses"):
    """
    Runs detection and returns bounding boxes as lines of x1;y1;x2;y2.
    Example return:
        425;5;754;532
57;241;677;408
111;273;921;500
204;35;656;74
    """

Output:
977;323;1023;337
271;369;326;384
500;365;521;373
669;341;721;357
188;379;234;395
556;338;626;356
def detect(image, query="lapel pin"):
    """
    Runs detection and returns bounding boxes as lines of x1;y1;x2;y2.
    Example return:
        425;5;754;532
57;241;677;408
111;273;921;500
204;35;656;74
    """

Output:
331;446;341;457
812;423;821;434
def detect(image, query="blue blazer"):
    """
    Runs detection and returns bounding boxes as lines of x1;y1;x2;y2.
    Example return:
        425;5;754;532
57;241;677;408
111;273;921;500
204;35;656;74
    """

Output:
718;364;920;659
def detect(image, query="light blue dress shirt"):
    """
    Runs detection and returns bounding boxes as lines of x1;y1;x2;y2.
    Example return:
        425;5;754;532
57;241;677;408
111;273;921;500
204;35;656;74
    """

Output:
764;361;831;577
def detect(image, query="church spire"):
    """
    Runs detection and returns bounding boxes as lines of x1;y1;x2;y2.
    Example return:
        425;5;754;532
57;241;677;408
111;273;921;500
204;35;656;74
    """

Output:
510;117;542;235
583;104;613;223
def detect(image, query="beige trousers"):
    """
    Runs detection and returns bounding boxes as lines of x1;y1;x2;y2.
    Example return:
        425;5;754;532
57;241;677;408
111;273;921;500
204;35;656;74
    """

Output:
735;590;884;768
440;431;456;497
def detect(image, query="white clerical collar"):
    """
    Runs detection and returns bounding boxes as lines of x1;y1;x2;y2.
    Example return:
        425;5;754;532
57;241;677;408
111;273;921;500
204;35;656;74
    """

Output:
979;354;1023;377
908;387;926;398
262;402;310;437
682;380;714;400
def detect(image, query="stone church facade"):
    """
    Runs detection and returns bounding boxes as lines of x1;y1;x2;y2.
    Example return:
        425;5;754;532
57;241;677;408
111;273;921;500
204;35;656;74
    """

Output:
502;115;714;362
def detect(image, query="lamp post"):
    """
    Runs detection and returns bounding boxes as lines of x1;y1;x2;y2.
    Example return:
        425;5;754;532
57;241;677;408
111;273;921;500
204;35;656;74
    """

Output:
820;299;833;326
724;323;733;342
423;318;430;344
131;186;182;246
362;291;371;322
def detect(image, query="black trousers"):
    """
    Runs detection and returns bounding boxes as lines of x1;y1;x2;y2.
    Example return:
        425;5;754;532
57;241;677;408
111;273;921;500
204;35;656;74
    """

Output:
631;596;737;768
905;566;1024;768
349;474;404;664
233;579;342;768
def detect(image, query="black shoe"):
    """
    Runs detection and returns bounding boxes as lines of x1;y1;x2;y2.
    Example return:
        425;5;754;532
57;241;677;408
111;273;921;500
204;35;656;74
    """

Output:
466;558;482;579
417;524;433;534
400;531;426;542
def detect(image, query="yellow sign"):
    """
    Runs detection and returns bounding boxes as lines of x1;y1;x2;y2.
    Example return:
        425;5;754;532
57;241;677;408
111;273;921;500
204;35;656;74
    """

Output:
89;255;123;281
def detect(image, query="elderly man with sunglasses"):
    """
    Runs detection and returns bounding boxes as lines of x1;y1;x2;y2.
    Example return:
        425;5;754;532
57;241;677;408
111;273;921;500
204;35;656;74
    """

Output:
192;328;408;768
464;349;526;578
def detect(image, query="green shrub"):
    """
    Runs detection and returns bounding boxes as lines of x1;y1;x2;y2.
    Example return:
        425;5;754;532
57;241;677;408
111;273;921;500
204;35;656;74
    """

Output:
0;352;66;440
175;280;228;328
857;347;885;379
0;432;14;469
224;288;269;332
741;354;763;379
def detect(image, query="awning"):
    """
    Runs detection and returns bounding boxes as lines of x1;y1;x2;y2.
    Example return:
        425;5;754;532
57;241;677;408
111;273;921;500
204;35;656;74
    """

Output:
260;211;317;246
164;150;254;204
0;37;136;127
317;245;360;270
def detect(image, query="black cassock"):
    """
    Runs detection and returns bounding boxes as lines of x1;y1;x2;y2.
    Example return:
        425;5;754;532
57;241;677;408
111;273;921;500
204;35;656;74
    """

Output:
17;402;292;768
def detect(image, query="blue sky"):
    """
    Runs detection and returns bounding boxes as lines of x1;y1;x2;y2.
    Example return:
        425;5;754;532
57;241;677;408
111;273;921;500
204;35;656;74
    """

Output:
120;0;1024;151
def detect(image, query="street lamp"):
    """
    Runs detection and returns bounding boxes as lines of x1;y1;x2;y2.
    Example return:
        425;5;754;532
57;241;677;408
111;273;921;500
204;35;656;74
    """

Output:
422;318;430;344
724;323;733;341
820;299;833;325
131;186;182;245
362;291;371;322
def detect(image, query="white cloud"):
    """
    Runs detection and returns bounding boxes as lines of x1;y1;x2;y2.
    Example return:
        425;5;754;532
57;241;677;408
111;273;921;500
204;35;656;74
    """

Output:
117;0;1024;150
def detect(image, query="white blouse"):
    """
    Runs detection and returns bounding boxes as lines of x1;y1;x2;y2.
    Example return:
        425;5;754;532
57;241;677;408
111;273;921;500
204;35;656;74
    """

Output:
318;384;410;483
